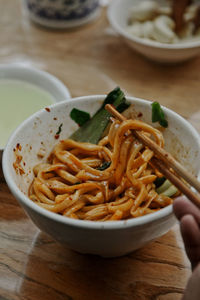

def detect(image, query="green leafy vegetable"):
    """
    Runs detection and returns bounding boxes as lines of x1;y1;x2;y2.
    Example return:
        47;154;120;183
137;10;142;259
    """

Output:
156;179;177;197
69;87;130;144
151;102;168;128
156;179;171;194
73;181;81;185
70;108;90;126
116;101;130;113
161;185;178;197
97;161;111;171
154;176;166;188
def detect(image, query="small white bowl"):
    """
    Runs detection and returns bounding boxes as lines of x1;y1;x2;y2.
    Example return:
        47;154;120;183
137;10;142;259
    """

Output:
107;0;200;63
3;95;200;257
23;0;101;29
0;64;70;152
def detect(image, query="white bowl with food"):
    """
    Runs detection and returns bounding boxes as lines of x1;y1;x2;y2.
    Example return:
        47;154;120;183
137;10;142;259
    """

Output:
107;0;200;63
0;64;71;154
3;88;200;257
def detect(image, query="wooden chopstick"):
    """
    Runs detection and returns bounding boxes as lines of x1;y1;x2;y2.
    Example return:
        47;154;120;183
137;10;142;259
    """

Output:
151;158;200;209
105;104;200;208
106;104;200;193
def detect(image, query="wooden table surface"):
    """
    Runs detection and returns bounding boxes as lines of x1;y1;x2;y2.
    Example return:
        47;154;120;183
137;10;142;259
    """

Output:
1;1;200;299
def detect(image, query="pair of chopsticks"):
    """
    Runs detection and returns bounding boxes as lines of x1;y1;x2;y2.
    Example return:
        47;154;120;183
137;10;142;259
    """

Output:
105;104;200;209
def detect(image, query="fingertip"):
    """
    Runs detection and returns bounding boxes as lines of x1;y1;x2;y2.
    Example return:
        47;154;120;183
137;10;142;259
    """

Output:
173;197;200;224
180;214;200;270
181;214;196;228
180;214;200;246
173;196;188;220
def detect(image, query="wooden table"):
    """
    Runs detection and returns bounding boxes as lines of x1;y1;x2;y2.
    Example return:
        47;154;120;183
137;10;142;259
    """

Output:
1;1;200;299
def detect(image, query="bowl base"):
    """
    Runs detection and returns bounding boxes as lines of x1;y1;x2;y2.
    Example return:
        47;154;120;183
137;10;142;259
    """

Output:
26;7;101;29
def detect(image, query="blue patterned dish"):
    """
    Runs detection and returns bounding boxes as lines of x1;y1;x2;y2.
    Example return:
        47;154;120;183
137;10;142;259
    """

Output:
24;0;100;28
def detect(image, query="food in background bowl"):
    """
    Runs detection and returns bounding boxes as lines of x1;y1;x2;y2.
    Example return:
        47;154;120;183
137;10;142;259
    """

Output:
3;89;200;257
126;0;200;44
107;0;200;63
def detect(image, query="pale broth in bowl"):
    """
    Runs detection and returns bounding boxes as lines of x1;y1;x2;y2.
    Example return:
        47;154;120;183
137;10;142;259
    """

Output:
0;79;54;149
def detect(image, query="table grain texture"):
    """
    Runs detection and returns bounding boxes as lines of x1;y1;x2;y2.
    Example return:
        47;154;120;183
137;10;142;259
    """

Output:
1;1;200;299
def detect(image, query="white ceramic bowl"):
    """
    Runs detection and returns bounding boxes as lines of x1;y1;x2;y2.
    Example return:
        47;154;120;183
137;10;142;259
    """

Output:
3;95;200;257
0;64;70;153
107;0;200;63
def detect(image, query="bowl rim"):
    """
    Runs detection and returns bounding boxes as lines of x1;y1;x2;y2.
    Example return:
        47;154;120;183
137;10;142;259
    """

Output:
0;64;71;100
0;64;71;151
107;0;200;50
3;95;200;230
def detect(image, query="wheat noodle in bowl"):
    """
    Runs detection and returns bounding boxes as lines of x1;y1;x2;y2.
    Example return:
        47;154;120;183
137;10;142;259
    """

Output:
29;117;176;221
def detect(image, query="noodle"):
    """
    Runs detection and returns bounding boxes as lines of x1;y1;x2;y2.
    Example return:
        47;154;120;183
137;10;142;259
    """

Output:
29;117;176;221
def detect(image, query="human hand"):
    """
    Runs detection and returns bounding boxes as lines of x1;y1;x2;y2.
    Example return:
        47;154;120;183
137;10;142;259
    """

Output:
173;196;200;270
181;262;200;300
173;196;200;300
